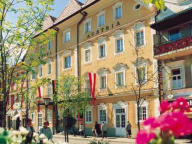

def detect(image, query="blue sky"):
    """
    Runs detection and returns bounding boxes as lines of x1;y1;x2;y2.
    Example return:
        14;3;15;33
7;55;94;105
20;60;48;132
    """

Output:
50;0;86;17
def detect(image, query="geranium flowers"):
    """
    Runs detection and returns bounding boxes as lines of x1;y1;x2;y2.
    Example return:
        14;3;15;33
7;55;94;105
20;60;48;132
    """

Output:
136;97;192;144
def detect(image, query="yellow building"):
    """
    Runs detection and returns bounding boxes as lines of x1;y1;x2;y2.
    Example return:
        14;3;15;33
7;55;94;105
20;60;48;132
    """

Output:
27;0;159;137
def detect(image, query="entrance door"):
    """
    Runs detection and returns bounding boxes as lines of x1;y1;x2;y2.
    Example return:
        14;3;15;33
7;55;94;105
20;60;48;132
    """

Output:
115;108;126;136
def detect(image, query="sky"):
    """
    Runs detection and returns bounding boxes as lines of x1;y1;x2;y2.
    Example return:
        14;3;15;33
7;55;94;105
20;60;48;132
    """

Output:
50;0;86;17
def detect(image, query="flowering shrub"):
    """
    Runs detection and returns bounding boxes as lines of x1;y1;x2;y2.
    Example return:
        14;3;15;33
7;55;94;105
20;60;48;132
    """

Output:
89;138;110;144
136;97;192;144
0;127;57;144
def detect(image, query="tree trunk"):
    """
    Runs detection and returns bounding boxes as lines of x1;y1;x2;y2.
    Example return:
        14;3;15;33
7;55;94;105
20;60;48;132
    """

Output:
137;104;140;130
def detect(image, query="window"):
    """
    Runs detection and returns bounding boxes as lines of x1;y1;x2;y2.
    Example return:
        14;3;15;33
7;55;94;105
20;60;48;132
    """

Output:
171;68;182;89
139;106;147;121
116;72;124;86
99;109;107;123
47;109;52;123
31;113;35;123
100;75;106;89
39;44;43;56
85;49;91;63
98;12;105;27
136;31;144;47
64;56;71;69
116;38;123;53
134;3;141;10
38;113;43;127
99;44;106;58
47;62;51;75
115;5;122;19
39;66;42;77
31;72;36;80
169;29;181;42
85;79;91;97
85;110;92;123
64;30;70;42
47;40;52;50
84;19;91;33
47;83;52;97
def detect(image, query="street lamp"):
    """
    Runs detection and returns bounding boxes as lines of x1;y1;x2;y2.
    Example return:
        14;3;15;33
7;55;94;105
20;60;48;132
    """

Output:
43;97;51;121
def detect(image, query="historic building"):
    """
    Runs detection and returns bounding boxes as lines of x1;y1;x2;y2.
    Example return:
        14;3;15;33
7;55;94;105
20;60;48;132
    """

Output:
151;0;192;117
10;0;160;137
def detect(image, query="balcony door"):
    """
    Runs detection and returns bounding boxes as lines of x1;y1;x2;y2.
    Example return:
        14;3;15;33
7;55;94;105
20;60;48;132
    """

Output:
171;68;182;89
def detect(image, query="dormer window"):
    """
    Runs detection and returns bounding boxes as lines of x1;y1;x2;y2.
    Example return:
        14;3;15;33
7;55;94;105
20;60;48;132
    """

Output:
63;30;70;42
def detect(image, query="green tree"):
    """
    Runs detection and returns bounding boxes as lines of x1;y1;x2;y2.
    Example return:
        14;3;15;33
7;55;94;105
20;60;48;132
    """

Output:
144;0;165;10
0;0;54;128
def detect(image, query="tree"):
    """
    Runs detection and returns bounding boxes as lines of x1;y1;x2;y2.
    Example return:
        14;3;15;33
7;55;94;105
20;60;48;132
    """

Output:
57;75;90;142
144;0;165;10
0;0;54;128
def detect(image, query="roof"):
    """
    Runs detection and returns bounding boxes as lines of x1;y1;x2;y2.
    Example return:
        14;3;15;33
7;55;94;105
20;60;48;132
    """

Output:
54;0;83;24
151;7;192;31
42;15;56;30
84;0;97;6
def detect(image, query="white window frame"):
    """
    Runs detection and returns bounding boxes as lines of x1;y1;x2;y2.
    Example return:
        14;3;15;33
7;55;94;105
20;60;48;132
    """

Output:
85;106;93;124
135;101;149;123
98;103;108;123
113;2;123;20
38;65;42;78
97;11;105;27
98;37;107;60
134;63;148;85
47;39;52;50
47;83;52;98
84;43;92;64
115;70;125;88
84;18;92;34
99;74;107;90
38;113;43;128
170;67;183;90
47;60;52;75
63;29;71;42
63;55;72;70
113;30;124;55
164;60;185;90
133;22;146;48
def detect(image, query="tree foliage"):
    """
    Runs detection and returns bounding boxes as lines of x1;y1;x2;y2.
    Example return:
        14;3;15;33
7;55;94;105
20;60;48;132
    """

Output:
0;0;54;127
144;0;165;10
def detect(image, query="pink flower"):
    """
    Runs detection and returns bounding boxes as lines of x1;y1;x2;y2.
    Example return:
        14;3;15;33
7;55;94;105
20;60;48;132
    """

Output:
136;130;155;144
158;111;192;137
171;97;190;112
160;100;170;113
143;117;159;130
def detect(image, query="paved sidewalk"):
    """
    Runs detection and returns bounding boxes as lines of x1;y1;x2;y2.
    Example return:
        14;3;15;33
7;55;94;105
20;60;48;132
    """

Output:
53;134;191;144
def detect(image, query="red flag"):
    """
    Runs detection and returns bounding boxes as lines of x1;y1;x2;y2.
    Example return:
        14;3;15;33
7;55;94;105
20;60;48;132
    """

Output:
88;73;96;105
38;87;41;112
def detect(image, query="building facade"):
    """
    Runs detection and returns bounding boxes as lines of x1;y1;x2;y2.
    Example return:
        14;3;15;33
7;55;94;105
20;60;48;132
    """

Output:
151;0;192;118
10;0;160;137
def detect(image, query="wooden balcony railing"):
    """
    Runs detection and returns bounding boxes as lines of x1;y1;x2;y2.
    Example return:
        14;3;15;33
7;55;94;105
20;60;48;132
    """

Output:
154;36;192;55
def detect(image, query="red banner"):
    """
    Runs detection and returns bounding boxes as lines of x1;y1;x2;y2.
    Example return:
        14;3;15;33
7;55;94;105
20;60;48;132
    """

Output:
38;87;41;112
88;73;96;105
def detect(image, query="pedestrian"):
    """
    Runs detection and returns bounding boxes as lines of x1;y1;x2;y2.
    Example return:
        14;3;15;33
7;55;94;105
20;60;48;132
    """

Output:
79;123;84;136
101;122;107;138
92;126;96;137
39;121;53;140
126;121;132;138
25;119;35;144
95;121;101;137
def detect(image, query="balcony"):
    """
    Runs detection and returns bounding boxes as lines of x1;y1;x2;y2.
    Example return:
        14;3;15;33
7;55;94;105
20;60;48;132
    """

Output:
154;35;192;59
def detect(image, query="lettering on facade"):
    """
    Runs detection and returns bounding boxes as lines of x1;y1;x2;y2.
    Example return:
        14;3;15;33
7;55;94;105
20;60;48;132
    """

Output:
87;21;121;38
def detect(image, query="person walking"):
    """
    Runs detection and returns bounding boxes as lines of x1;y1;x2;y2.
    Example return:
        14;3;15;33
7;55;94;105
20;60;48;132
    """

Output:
95;121;101;137
79;123;84;136
39;121;53;140
126;121;132;138
25;119;35;144
101;122;107;138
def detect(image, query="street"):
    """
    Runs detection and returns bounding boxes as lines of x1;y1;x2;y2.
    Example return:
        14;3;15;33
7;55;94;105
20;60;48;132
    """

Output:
53;135;191;144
